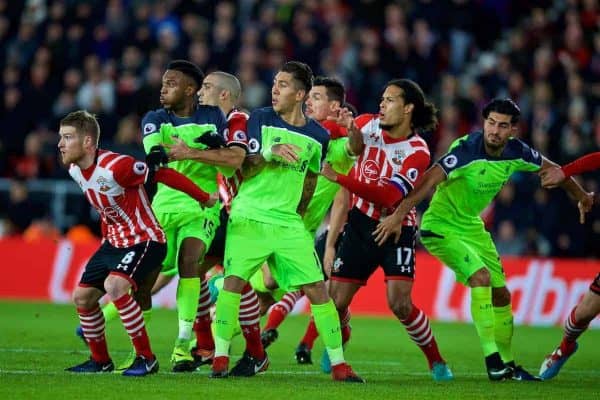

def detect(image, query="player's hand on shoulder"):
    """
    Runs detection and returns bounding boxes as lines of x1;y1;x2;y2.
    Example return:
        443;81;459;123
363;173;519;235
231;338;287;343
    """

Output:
271;143;301;163
201;192;219;209
320;162;338;182
164;136;192;161
539;166;566;188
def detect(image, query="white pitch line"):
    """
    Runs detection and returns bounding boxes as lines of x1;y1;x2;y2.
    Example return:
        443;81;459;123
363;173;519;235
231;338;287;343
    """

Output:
1;369;599;377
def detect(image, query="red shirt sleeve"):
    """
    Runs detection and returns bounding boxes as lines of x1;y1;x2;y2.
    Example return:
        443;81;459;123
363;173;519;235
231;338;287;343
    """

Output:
561;152;600;177
320;120;347;139
153;168;210;203
225;111;249;151
112;156;148;188
336;174;403;208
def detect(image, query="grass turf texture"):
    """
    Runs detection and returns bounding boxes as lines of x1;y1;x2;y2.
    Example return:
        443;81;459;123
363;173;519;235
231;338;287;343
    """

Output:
0;301;597;400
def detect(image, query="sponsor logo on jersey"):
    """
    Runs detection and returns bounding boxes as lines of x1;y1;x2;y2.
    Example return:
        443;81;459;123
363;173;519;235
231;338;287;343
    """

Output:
361;159;380;181
143;123;157;136
133;161;147;175
442;154;458;168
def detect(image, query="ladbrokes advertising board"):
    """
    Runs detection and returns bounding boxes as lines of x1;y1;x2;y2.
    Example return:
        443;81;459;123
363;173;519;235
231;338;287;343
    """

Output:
1;237;597;327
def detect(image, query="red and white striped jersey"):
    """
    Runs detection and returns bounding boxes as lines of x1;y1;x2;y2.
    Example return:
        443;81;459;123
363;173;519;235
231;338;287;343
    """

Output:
69;149;166;248
218;109;249;212
350;114;430;223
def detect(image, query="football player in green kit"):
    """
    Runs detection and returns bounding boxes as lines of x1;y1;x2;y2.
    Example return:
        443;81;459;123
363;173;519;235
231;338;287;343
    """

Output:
373;98;593;381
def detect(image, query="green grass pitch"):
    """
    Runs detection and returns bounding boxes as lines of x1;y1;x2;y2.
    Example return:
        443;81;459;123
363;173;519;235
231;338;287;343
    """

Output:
0;301;597;400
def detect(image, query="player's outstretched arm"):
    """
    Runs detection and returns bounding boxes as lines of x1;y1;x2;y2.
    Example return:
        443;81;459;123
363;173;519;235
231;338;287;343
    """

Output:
373;164;446;246
540;157;594;224
152;167;216;207
327;107;363;155
164;136;246;169
321;162;403;208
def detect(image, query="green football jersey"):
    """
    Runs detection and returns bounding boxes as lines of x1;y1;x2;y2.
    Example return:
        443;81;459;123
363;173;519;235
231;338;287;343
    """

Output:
423;132;543;231
141;106;227;212
230;107;330;227
303;137;355;234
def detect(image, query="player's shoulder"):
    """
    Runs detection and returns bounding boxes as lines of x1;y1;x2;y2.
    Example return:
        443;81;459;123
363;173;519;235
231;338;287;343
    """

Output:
194;104;226;123
228;108;249;121
249;106;275;119
97;149;135;168
450;131;483;153
304;118;329;144
355;113;378;130
141;109;168;133
142;108;169;122
503;137;539;161
320;119;347;139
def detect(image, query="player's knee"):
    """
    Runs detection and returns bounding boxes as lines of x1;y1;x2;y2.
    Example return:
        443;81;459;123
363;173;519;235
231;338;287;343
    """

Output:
104;275;131;300
178;255;200;277
72;288;96;309
468;268;490;287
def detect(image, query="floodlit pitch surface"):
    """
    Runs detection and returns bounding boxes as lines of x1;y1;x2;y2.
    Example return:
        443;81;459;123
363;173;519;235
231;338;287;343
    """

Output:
0;301;597;400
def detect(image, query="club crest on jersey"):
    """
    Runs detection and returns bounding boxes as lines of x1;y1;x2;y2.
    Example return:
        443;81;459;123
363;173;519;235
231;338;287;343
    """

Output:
233;130;247;142
442;154;458;168
360;159;380;181
143;123;157;136
392;149;406;165
96;176;111;192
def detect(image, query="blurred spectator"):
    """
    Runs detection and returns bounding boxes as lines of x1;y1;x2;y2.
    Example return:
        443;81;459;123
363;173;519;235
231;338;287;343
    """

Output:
3;179;47;235
0;0;598;256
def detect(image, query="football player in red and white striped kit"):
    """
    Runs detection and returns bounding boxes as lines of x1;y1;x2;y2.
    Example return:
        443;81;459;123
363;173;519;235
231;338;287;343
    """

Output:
165;71;268;376
538;153;600;379
320;79;453;381
60;110;216;376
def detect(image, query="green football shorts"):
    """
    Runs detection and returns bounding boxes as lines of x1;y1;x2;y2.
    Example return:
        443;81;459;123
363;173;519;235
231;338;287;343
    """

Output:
420;222;505;288
224;215;324;292
155;207;220;277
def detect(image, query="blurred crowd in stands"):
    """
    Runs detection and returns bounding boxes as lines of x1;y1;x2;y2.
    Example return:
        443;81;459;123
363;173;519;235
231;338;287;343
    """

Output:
0;0;599;257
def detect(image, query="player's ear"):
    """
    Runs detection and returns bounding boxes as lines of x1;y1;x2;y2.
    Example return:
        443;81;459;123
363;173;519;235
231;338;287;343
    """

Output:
296;88;307;102
404;103;414;114
329;100;341;113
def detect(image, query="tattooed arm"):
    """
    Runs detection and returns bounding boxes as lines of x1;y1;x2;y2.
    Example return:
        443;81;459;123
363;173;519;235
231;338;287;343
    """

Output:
297;171;318;216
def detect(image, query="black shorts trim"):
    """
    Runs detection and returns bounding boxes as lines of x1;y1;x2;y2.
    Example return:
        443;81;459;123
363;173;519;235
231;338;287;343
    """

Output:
80;240;166;292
